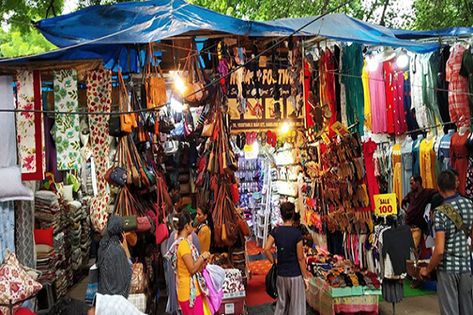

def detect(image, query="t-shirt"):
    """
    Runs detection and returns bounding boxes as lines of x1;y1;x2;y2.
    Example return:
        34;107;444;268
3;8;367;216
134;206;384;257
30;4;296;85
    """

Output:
434;194;473;273
382;225;414;275
270;226;302;277
177;239;201;302
197;224;211;253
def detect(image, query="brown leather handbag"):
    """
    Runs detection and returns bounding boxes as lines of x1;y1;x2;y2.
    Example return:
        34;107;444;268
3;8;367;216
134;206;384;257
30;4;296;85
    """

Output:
145;44;167;108
117;70;137;133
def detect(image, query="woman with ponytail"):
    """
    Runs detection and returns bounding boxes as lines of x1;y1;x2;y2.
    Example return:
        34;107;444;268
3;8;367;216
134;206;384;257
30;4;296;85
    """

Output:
165;210;211;314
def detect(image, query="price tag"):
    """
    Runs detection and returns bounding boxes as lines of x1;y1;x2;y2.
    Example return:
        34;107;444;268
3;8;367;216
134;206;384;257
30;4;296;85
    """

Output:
225;303;235;314
330;121;349;137
373;193;398;216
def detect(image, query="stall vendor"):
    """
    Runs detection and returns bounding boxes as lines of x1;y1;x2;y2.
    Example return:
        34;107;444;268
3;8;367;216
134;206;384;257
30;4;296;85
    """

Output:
401;176;437;250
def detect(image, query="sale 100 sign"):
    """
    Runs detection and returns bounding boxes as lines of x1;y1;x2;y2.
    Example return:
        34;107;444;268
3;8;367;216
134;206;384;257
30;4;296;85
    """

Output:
373;193;398;216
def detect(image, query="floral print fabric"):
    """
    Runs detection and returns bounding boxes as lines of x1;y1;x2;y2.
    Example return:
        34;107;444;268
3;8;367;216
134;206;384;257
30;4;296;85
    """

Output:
54;69;81;170
87;69;112;232
16;70;44;180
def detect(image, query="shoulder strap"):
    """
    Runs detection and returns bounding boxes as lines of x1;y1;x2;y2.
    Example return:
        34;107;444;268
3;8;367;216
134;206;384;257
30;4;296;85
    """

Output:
437;203;471;237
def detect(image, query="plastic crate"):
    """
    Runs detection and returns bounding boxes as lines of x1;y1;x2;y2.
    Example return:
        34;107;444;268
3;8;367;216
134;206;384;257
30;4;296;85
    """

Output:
217;296;245;315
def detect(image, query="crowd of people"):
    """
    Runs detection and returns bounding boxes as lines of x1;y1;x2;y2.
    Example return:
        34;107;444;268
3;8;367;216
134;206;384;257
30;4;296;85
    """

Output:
86;169;473;315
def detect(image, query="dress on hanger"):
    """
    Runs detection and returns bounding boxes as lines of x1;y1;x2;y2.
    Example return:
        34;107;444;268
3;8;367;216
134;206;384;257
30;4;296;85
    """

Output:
412;136;423;177
460;47;473;116
401;137;414;198
319;48;337;134
384;60;395;134
392;144;403;205
362;62;372;131
403;71;420;133
393;67;407;135
450;131;470;195
363;140;379;210
438;45;452;131
369;60;387;133
342;44;364;134
446;44;470;127
419;138;437;189
438;130;455;171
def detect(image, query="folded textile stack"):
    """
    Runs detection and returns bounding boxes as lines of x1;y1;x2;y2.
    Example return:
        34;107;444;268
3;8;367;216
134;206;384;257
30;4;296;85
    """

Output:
35;191;62;233
222;269;245;295
80;200;92;262
36;244;57;283
68;201;83;270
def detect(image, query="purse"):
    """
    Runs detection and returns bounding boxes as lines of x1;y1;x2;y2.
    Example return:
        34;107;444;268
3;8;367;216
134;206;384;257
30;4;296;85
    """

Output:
105;166;127;187
118;70;138;133
130;262;147;294
265;264;278;298
136;216;152;233
145;44;168;108
123;215;137;231
184;42;208;105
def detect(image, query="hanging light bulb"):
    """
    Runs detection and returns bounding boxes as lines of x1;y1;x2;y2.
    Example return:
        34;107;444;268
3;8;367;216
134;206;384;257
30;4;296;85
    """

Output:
367;56;379;72
279;121;291;135
396;53;409;69
170;71;187;96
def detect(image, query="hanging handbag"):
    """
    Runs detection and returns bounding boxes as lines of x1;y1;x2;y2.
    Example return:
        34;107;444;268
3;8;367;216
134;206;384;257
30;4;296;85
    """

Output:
145;44;168;108
265;264;278;298
123;215;138;231
130;262;147;294
184;41;208;105
118;70;138;133
136;216;152;233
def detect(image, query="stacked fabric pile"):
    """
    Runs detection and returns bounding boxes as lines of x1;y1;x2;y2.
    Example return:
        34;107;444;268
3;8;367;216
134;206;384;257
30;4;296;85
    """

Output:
35;191;62;232
36;244;57;283
68;201;84;271
53;231;71;297
80;198;92;263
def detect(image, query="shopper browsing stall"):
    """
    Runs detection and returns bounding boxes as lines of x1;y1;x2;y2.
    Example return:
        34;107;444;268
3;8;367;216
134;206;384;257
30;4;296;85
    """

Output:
165;211;211;315
264;202;308;315
96;216;132;298
195;207;212;253
420;170;473;315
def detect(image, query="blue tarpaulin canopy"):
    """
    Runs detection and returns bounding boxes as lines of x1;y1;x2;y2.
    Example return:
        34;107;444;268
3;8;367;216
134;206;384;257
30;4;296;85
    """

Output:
35;0;296;47
0;2;444;68
263;14;439;53
392;27;473;40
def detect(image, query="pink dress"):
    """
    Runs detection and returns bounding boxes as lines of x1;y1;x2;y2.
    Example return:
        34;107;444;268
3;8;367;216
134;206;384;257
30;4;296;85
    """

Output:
447;44;470;127
369;63;387;133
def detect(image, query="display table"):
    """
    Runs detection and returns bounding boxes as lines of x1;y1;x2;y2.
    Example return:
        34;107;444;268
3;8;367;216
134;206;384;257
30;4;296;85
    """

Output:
306;277;380;315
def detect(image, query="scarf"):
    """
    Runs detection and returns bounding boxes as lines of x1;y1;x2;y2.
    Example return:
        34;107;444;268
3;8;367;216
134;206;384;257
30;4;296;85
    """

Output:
164;237;208;307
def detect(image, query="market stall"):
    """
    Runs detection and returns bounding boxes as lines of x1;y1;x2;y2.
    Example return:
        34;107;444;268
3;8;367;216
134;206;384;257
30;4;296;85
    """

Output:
0;1;472;314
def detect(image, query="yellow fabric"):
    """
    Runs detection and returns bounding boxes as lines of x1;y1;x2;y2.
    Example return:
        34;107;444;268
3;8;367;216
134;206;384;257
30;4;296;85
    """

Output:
203;296;212;315
392;144;403;205
362;62;372;130
177;239;201;302
198;225;211;253
411;227;422;250
419;139;436;189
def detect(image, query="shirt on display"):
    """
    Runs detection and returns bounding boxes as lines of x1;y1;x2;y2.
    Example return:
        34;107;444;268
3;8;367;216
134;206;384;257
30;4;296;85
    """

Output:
382;225;414;276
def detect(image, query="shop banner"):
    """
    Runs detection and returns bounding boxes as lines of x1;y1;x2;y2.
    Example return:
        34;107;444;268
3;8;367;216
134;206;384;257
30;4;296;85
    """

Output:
228;67;305;133
373;193;398;216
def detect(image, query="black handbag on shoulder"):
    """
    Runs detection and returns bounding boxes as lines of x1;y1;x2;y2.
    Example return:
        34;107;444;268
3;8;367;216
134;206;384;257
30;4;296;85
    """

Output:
265;263;278;298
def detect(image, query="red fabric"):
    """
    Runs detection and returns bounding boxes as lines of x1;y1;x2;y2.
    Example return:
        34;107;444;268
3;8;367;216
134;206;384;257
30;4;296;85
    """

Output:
393;68;407;135
15;308;36;315
178;295;204;315
304;60;315;128
34;227;54;246
363;140;379;211
246;275;276;306
450;131;470;195
447;45;470;127
21;70;44;181
384;61;395;135
320;48;337;136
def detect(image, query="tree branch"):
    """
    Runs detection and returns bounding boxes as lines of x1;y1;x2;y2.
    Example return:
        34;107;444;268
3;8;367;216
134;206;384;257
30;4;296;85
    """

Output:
379;0;389;26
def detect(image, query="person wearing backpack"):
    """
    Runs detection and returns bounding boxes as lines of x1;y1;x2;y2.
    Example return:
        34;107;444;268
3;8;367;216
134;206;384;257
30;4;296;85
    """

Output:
420;170;473;315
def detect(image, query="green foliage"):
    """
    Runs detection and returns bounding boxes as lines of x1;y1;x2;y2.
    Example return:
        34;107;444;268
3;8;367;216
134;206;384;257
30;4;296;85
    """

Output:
0;27;56;57
413;0;473;30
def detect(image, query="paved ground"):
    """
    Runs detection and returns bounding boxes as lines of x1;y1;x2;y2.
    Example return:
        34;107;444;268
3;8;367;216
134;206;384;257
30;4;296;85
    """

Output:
68;277;440;315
